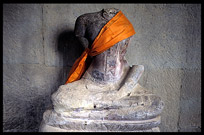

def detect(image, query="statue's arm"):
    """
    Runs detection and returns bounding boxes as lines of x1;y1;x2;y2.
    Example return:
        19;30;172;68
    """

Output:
115;65;144;98
74;16;89;48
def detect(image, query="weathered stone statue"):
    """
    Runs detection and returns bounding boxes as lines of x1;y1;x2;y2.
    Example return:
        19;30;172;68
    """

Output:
39;8;164;132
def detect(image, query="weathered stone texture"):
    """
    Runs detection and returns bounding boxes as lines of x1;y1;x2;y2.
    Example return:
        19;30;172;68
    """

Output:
43;4;84;67
139;68;182;132
3;4;201;132
3;4;44;64
40;118;161;132
3;64;70;132
125;4;201;70
178;69;201;131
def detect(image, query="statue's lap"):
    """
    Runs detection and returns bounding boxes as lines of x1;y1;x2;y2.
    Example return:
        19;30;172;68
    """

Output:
40;78;163;132
50;78;163;119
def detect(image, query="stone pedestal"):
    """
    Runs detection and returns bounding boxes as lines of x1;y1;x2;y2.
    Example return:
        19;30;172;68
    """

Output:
39;115;161;132
39;82;164;132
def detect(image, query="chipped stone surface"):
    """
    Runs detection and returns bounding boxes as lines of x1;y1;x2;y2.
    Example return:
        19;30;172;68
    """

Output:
3;4;201;132
40;118;161;132
40;82;164;132
50;83;164;119
40;60;164;132
40;112;161;132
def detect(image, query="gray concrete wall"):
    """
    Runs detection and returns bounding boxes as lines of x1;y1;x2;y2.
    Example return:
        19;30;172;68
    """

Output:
3;4;201;132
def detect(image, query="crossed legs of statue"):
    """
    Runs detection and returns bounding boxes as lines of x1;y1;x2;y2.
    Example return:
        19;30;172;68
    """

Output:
52;65;144;111
40;65;164;132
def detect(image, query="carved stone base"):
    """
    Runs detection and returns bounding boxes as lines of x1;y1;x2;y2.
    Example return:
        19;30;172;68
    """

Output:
39;116;161;132
39;82;164;132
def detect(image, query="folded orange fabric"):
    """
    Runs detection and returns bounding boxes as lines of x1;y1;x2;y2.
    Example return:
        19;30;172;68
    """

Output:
65;11;136;84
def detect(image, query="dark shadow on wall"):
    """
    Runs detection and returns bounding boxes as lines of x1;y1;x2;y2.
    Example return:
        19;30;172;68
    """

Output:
57;30;84;84
8;30;85;132
57;30;84;67
35;30;84;132
26;30;85;132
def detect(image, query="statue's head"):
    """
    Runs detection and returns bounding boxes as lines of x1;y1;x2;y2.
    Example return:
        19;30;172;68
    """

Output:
102;8;120;20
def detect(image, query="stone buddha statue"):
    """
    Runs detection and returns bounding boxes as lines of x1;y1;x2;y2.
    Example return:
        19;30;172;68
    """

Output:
75;8;130;84
40;8;164;132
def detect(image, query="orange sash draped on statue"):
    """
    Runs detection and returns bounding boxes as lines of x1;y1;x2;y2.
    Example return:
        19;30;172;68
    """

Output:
65;11;136;84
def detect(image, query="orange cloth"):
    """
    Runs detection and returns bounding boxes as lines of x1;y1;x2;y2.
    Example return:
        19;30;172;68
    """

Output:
65;11;136;84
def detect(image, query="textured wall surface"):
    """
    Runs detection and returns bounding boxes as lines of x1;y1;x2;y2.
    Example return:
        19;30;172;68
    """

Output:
3;4;201;132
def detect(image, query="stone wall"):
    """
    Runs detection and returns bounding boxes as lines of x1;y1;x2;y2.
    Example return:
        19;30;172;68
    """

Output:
3;4;201;132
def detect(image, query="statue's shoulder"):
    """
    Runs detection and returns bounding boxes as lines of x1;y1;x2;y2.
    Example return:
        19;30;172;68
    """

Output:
76;11;100;23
